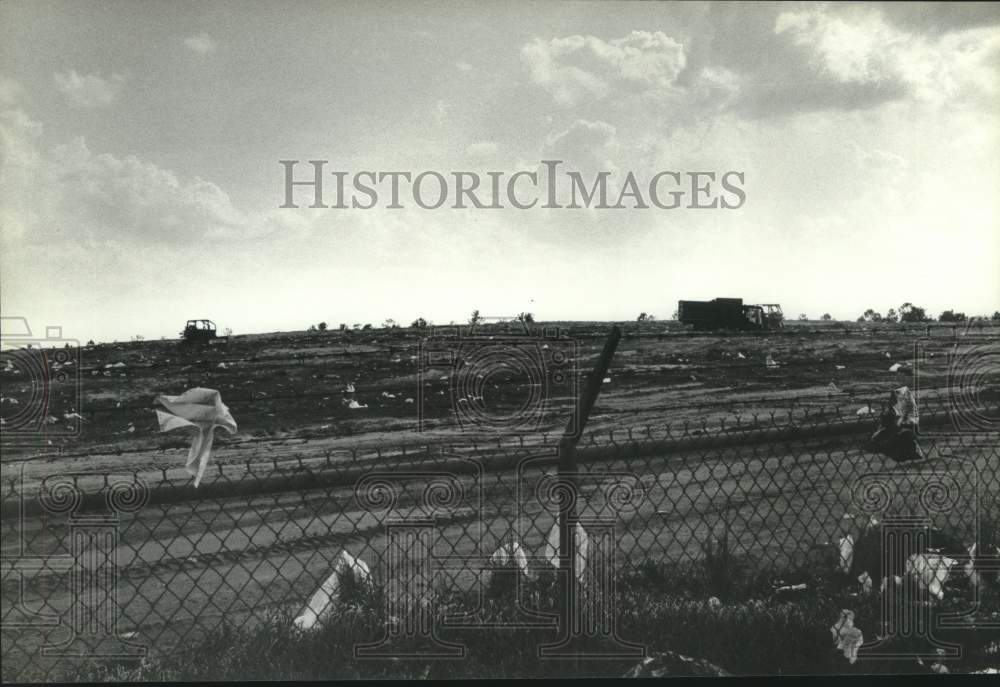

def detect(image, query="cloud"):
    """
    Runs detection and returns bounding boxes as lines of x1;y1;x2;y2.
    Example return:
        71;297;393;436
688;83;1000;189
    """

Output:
521;30;686;106
53;70;124;108
774;6;1000;107
184;33;216;55
455;61;473;73
0;107;297;248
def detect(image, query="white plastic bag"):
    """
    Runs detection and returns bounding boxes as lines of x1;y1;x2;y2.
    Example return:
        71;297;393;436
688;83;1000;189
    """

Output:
155;388;237;487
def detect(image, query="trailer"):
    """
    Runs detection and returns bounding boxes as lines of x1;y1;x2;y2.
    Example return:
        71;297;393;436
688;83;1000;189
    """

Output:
678;298;784;331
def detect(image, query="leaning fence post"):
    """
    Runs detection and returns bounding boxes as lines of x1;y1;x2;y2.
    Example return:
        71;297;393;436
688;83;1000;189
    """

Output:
555;325;620;649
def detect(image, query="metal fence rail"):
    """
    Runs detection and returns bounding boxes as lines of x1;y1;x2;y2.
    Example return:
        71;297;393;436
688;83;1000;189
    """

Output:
3;405;998;681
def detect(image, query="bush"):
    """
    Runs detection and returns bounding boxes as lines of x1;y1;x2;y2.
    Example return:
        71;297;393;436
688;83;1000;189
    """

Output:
411;317;428;328
821;314;832;321
938;310;967;322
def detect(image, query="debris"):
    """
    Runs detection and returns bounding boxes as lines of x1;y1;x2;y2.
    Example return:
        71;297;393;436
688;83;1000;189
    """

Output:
381;391;396;399
828;382;839;392
293;550;372;631
63;412;85;422
835;365;846;370
830;609;864;664
217;362;228;369
707;596;722;610
624;651;732;677
127;422;135;433
905;553;956;600
838;534;855;574
405;397;415;404
888;363;902;372
155;388;238;488
864;386;923;462
602;377;611;384
345;383;355;393
858;572;873;594
544;521;589;582
347;400;367;409
774;583;807;593
856;405;874;416
736;352;746;359
765;353;780;369
489;541;529;575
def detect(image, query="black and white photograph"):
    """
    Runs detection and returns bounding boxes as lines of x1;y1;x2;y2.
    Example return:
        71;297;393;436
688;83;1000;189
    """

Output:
1;0;998;680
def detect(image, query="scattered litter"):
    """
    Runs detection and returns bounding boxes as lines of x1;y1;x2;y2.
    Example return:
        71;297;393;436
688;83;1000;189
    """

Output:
45;415;58;424
602;377;611;384
347;400;368;409
774;583;807;593
830;609;864;664
405;398;415;404
838;535;854;574
544;521;589;581
707;596;722;610
736;352;746;360
155;388;237;488
381;391;396;399
127;422;135;433
765;353;780;369
345;383;356;393
856;405;874;416
828;382;839;392
885;352;891;358
488;541;529;580
63;412;85;422
624;651;732;677
888;363;902;372
906;553;956;600
293;550;372;631
858;572;873;594
217;362;228;369
835;365;846;370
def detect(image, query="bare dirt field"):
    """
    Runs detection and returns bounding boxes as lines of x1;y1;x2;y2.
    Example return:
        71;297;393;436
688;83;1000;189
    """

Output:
2;319;998;679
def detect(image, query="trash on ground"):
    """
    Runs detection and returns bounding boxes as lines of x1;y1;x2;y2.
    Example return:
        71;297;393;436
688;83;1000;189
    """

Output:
906;553;956;600
830;609;864;664
293;550;372;631
544;521;589;582
155;387;238;488
623;651;731;677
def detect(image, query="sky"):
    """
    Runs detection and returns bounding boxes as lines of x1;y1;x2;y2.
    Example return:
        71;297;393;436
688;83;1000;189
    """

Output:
1;1;998;343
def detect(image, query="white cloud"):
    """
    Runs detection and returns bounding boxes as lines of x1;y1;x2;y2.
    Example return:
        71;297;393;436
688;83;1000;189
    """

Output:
775;7;1000;105
0;108;296;247
184;33;216;55
53;70;125;108
455;61;473;73
521;30;686;106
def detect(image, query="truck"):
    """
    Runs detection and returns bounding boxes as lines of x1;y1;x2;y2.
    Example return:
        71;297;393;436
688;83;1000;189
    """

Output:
180;319;219;346
677;298;784;331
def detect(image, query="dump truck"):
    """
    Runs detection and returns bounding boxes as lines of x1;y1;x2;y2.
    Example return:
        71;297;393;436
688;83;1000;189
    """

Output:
677;298;784;331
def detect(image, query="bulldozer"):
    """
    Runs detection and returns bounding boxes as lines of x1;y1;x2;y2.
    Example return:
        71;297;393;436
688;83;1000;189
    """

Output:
678;298;784;331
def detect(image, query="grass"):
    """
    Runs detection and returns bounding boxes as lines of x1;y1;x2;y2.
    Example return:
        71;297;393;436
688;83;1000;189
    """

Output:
79;556;1000;681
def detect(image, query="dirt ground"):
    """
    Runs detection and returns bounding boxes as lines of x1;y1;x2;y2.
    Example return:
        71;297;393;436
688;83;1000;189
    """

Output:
2;319;998;679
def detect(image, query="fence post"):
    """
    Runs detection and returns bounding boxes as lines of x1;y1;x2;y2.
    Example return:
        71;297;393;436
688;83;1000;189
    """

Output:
555;325;620;650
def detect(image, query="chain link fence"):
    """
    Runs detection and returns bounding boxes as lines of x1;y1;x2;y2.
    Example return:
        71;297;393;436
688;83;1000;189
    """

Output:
3;391;998;681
